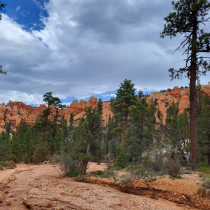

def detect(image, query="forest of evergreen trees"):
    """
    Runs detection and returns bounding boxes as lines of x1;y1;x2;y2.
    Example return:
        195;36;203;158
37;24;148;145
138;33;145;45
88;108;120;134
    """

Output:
0;80;210;176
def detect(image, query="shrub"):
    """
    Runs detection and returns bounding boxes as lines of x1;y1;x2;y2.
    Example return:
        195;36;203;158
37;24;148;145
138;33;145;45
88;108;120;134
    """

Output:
50;153;82;176
114;147;127;168
33;143;49;163
70;170;80;177
0;161;16;169
164;159;181;178
95;170;103;175
120;174;134;184
198;175;210;197
199;162;208;168
125;164;141;172
200;167;210;174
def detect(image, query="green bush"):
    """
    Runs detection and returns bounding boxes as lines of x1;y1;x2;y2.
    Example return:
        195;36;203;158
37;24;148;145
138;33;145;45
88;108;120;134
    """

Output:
33;143;49;163
91;169;114;178
114;147;127;168
0;161;16;169
70;170;80;177
95;170;104;175
199;162;208;168
164;159;181;178
200;166;210;174
120;174;134;184
125;164;141;172
50;153;82;176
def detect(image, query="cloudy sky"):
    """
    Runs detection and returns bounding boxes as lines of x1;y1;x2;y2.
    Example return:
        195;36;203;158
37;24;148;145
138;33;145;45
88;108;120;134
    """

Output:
0;0;210;105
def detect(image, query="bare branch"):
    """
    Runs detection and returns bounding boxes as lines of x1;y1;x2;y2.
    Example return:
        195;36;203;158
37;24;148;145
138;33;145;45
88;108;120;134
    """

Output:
172;32;192;54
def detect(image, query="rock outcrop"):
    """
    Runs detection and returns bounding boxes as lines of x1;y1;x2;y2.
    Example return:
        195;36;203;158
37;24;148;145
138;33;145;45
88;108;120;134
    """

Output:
0;97;99;132
166;86;181;99
0;82;210;131
178;89;190;115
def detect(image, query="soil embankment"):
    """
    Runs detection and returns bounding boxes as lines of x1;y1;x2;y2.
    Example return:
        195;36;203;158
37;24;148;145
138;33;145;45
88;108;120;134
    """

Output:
0;163;205;209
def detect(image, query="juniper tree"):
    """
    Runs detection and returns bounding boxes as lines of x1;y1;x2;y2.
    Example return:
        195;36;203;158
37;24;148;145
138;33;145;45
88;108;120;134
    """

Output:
111;79;137;147
161;0;210;170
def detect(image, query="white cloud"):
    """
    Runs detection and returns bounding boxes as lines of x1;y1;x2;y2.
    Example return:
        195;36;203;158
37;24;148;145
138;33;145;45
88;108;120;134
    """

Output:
102;94;116;98
31;0;45;10
16;5;20;12
0;0;210;105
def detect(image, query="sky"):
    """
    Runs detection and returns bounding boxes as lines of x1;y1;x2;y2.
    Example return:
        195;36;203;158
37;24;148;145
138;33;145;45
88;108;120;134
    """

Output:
0;0;210;106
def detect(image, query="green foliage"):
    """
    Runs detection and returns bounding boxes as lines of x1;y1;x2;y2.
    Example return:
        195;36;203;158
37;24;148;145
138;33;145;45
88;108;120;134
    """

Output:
200;167;210;174
114;147;127;168
91;169;115;179
8;135;22;163
198;93;210;166
111;79;137;146
70;170;80;177
0;161;16;169
199;162;209;168
70;106;103;174
125;164;141;172
119;174;134;184
33;142;49;163
128;96;155;164
51;153;82;176
164;159;181;178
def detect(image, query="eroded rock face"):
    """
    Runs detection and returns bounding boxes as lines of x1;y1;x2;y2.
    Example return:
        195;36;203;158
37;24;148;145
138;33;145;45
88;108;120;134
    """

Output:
0;97;98;132
170;86;181;99
166;86;181;99
203;85;210;96
178;89;190;115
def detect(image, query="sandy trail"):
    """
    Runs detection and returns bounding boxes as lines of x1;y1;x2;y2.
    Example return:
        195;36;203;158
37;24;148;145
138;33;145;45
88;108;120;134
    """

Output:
0;163;198;210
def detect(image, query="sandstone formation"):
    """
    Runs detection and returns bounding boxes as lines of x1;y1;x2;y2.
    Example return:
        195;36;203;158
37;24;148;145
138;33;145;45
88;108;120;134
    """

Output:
0;97;99;132
166;86;181;99
203;85;210;96
0;82;209;131
178;89;190;115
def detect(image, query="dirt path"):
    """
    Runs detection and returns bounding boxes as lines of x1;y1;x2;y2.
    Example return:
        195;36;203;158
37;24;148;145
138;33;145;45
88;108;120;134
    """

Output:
0;163;199;210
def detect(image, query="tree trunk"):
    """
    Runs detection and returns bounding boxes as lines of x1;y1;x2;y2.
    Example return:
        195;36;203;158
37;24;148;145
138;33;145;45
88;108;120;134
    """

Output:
81;159;88;175
208;154;210;166
190;16;199;170
122;112;128;147
51;108;58;156
43;123;47;144
80;138;91;175
43;107;50;144
139;116;143;164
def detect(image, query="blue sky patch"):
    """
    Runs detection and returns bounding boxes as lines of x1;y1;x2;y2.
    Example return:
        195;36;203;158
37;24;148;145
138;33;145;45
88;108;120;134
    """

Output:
6;0;49;31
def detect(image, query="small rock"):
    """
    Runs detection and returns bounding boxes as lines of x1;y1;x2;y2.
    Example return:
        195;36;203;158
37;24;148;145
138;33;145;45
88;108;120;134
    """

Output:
5;199;12;206
0;191;6;203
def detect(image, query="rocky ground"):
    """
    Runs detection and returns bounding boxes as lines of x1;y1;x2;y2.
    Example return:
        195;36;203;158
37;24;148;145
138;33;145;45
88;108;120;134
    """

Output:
0;163;205;210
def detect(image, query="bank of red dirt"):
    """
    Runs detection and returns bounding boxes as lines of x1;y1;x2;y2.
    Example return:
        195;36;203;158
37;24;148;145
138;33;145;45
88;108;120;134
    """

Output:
76;174;209;210
0;163;207;209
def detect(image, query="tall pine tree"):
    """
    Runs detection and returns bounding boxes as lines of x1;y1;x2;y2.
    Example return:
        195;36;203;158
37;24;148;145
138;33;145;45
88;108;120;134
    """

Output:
161;0;210;170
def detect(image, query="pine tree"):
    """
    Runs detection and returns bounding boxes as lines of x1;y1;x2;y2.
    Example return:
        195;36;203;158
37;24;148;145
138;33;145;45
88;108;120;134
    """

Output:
111;79;137;147
198;93;210;165
161;0;210;170
50;97;66;156
42;92;54;143
129;94;152;164
70;107;103;174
